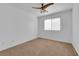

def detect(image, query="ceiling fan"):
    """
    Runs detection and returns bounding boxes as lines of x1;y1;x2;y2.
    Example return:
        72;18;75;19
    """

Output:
32;3;54;13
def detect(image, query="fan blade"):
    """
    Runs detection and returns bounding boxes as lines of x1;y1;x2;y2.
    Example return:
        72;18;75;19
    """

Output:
42;3;54;9
32;7;41;9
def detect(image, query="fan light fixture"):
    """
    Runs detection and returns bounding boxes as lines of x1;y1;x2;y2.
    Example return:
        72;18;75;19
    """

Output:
32;3;54;13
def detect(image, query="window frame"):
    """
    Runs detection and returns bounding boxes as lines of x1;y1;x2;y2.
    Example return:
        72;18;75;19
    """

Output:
44;17;61;31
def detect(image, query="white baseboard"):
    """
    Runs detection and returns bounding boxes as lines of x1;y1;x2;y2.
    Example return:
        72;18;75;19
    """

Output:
0;36;37;51
72;43;79;55
38;36;71;44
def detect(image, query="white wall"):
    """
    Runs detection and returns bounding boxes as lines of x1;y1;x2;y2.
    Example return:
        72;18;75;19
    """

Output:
38;10;72;43
0;4;37;51
72;4;79;55
1;3;79;55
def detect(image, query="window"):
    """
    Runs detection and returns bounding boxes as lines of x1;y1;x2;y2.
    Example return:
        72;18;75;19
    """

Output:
44;17;60;31
44;19;51;30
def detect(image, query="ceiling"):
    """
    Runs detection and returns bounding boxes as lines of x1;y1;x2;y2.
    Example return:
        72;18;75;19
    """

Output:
8;3;73;16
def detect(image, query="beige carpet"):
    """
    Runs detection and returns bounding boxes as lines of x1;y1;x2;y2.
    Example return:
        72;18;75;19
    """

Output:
0;38;78;56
